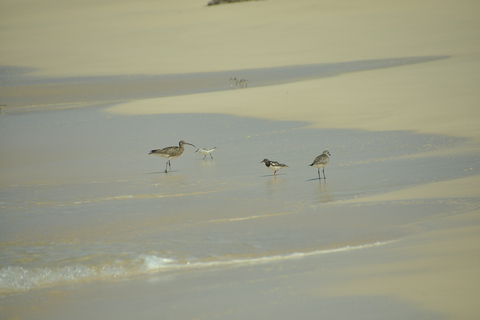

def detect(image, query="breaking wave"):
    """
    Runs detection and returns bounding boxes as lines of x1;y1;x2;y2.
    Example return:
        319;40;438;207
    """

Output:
0;241;393;294
0;254;174;294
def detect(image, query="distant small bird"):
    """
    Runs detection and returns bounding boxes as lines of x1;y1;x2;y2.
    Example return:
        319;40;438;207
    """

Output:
149;140;195;173
309;150;331;179
229;77;248;88
261;159;288;176
195;147;217;159
237;78;248;88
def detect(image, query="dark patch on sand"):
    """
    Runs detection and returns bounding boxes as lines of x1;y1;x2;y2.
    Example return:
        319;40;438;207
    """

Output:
0;56;449;110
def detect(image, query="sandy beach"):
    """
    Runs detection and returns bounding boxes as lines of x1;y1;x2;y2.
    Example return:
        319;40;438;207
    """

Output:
1;0;480;319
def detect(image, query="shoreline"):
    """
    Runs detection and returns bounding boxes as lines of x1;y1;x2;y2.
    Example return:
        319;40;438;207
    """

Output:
4;208;479;319
104;54;480;141
0;56;448;110
2;0;479;318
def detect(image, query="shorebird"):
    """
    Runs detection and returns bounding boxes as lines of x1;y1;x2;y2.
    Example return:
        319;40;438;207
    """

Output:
309;150;331;179
261;159;288;176
195;147;217;159
149;140;195;173
229;77;248;88
237;79;248;88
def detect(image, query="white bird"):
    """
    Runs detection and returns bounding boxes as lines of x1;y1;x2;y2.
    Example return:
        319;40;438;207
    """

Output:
195;147;217;159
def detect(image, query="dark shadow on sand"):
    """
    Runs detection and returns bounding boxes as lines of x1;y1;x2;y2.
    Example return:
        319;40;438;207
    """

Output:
260;174;288;178
146;171;179;175
1;56;449;109
307;178;326;182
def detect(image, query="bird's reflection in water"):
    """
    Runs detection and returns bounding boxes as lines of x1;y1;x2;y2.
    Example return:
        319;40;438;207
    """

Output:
265;174;287;196
316;179;334;203
199;157;216;174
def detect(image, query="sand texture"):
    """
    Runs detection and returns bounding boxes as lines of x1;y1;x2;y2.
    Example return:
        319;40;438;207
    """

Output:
1;0;480;319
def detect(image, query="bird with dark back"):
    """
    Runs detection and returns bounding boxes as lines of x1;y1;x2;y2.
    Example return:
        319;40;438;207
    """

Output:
149;140;195;173
261;158;289;176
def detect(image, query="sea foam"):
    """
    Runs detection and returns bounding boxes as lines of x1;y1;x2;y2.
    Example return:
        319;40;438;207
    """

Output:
0;241;394;293
0;254;174;293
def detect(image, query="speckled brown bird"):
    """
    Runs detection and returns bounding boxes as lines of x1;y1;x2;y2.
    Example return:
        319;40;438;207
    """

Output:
149;140;195;173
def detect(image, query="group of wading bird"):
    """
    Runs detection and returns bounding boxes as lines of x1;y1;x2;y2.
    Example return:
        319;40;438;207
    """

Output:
149;140;331;179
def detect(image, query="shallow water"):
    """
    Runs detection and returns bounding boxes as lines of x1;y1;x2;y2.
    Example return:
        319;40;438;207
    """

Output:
1;107;478;294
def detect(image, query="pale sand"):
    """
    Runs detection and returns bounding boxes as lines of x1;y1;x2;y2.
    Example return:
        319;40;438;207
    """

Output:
323;209;480;319
2;0;479;77
2;0;480;318
341;174;480;203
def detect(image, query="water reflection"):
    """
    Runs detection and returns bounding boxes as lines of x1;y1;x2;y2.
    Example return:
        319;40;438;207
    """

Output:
198;157;216;173
316;179;334;203
264;174;287;196
151;173;188;190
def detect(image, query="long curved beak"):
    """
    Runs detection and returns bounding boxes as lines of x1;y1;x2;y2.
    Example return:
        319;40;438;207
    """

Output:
185;142;195;148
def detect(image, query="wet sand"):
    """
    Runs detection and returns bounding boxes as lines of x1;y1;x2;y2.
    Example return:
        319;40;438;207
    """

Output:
1;0;480;319
1;98;479;320
0;56;447;109
5;210;480;320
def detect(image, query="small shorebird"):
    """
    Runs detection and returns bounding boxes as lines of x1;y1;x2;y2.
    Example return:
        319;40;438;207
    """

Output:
261;159;288;176
195;147;217;159
149;140;195;173
309;150;331;179
229;77;248;88
237;79;248;88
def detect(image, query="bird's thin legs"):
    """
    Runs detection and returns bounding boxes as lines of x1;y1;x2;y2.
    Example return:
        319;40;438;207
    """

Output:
165;160;172;173
316;168;326;179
